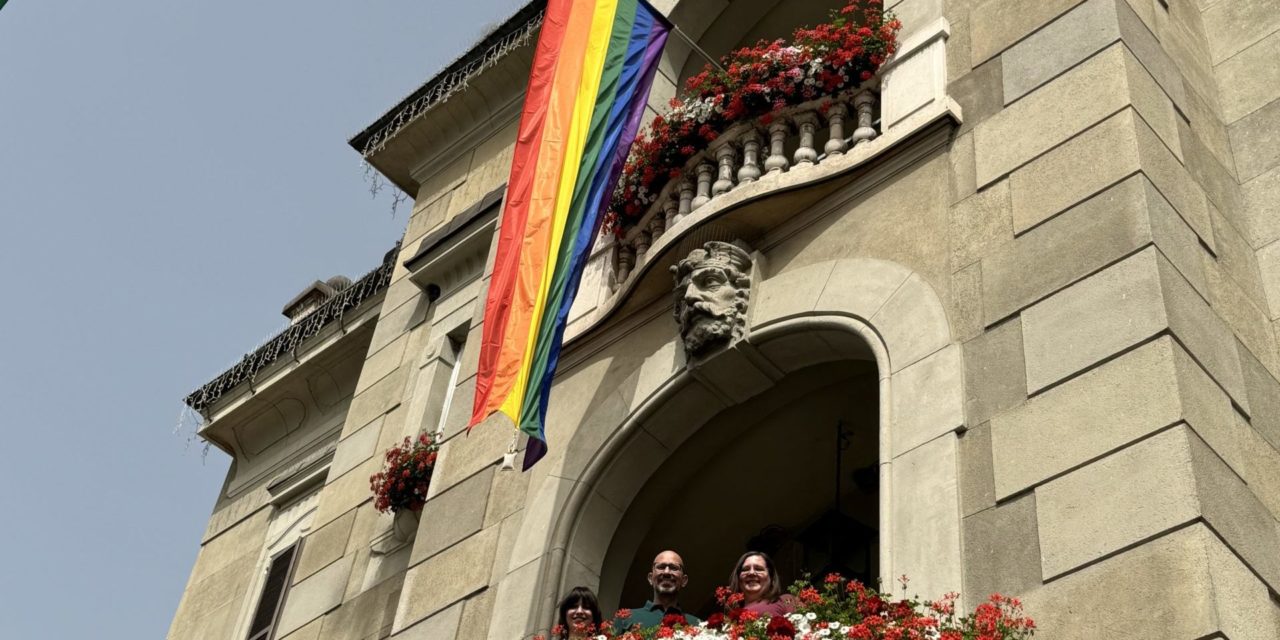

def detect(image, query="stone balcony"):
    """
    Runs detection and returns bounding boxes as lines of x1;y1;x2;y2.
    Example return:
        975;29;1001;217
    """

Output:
564;17;961;343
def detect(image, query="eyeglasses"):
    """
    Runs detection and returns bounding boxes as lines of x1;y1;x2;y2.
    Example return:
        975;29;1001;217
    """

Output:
653;562;684;572
738;566;769;575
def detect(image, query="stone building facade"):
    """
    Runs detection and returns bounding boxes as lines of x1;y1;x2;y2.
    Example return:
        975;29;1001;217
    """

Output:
168;0;1280;638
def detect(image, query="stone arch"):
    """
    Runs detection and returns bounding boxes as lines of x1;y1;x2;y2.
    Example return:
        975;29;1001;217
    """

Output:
659;0;841;89
487;257;962;639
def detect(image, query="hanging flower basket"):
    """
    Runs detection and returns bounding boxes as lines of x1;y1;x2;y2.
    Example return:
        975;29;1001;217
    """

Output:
369;434;440;514
606;0;901;233
538;575;1035;640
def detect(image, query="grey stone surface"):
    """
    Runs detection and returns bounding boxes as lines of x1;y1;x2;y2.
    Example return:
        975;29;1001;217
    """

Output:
949;131;976;204
947;57;1003;135
276;554;355;638
1188;431;1280;592
813;258;911;324
962;493;1042;598
890;345;963;456
1217;31;1280;125
395;525;499;630
1258;240;1280;318
1020;526;1220;639
1008;109;1140;234
1242;165;1280;248
1134;113;1212;250
951;262;983;341
962;317;1026;426
1022;247;1167;393
1181;78;1237;182
328;417;382;483
872;273;951;373
751;258;830;331
1240;411;1280;521
890;434;962;600
313;455;381;530
1144;180;1209;298
342;366;408;439
319;575;401;640
1036;426;1200;579
1114;0;1185;114
1210;205;1270;315
982;174;1151;323
1203;526;1280;640
394;602;463;640
483;461;531;528
1229;96;1280;182
1000;0;1120;103
187;508;271;587
975;44;1131;186
411;464;495;565
1159;251;1249;409
168;553;257;640
991;337;1183;498
457;589;495;639
431;421;506;496
1205;259;1280;381
1201;0;1280;65
957;422;996;517
294;508;355;583
949;179;1012;269
970;0;1084;63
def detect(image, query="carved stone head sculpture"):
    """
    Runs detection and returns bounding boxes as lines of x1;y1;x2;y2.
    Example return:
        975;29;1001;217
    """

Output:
671;241;752;357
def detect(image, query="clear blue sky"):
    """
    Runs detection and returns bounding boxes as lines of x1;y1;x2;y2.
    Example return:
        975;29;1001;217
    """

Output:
0;1;523;637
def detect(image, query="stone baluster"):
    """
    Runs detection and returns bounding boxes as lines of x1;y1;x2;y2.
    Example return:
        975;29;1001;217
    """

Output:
663;196;679;229
763;119;790;174
792;111;820;166
712;141;737;197
616;244;635;286
691;161;715;209
852;91;877;146
634;230;652;261
677;179;695;217
824;103;849;156
737;128;763;183
649;213;666;243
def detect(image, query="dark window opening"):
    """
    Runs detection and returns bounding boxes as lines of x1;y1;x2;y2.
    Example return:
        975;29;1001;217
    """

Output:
246;542;301;640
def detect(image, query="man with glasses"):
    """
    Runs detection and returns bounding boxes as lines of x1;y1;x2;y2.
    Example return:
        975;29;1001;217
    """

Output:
620;549;702;631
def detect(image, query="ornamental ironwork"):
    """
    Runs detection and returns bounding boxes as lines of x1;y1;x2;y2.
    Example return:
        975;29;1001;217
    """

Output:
183;244;399;413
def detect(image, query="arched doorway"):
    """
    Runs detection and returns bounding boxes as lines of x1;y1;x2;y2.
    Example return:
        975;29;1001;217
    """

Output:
489;258;964;639
604;358;880;616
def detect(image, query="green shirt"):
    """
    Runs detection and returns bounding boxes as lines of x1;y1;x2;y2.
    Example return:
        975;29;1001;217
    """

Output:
618;600;701;631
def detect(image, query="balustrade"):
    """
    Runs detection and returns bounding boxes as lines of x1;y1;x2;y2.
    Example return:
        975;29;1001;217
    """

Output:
608;87;881;294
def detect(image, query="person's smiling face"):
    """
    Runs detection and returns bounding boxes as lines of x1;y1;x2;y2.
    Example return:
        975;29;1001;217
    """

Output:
647;550;688;596
738;554;771;602
566;600;593;634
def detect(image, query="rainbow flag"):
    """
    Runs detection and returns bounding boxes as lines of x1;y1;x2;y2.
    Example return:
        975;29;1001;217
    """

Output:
469;0;669;469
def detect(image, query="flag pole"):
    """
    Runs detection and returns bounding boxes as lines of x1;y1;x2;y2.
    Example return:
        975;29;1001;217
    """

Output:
668;23;727;74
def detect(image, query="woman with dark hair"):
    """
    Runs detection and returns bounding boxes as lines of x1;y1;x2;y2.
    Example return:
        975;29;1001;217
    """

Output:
554;586;603;640
728;551;796;618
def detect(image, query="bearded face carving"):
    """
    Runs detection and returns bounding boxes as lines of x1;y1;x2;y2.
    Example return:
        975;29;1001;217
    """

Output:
671;241;752;357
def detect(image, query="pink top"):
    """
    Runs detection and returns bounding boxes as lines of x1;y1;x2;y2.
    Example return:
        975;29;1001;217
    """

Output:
743;595;795;619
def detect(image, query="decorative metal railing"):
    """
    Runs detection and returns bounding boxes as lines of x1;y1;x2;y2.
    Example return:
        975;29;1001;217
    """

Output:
184;244;399;413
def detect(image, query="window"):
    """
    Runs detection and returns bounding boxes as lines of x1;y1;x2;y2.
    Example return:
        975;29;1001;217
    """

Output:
432;334;466;437
246;541;301;640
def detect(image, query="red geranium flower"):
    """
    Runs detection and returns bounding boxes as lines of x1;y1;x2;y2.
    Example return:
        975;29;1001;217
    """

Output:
705;612;725;629
765;615;797;638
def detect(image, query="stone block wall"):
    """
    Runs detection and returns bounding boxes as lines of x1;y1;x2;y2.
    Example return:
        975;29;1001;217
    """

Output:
943;0;1280;636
